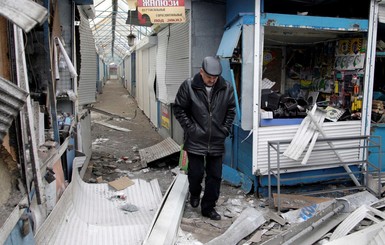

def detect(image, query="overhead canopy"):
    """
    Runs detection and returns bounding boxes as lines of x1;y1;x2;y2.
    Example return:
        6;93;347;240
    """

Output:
89;0;153;64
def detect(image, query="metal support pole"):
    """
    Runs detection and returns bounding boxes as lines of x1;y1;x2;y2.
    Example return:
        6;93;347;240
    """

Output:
14;25;44;204
306;110;361;187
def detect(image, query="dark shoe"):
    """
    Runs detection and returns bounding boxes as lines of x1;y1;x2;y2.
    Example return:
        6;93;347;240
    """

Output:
202;209;221;220
190;196;200;208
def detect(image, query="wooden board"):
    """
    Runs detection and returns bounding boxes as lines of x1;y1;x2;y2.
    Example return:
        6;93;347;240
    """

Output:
273;193;332;209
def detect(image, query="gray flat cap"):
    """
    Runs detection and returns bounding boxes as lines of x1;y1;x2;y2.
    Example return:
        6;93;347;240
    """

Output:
202;56;222;76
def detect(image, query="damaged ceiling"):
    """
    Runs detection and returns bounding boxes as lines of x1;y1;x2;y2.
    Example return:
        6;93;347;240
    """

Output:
89;0;153;64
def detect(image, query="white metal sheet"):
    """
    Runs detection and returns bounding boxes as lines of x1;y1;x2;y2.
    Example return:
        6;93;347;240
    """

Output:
156;11;190;104
35;157;162;245
327;220;385;245
137;50;144;110
148;46;158;127
254;121;363;175
0;0;47;32
143;49;150;115
78;7;98;105
241;24;254;130
156;30;168;103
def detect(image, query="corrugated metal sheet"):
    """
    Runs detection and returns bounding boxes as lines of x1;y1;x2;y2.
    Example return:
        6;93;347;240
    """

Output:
35;157;163;245
136;36;157;124
99;57;105;82
148;46;158;127
156;28;168;103
327;221;385;245
0;0;47;32
165;13;190;104
0;77;28;143
139;137;181;167
78;7;97;105
255;121;363;175
142;49;150;117
156;12;190;104
136;50;144;110
330;205;385;241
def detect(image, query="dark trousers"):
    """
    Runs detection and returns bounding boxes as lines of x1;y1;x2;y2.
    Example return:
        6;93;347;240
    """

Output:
187;152;223;212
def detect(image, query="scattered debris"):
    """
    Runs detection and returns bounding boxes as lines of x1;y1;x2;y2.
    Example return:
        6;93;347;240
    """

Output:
94;120;131;132
273;193;333;210
109;194;126;200
92;138;109;145
139;137;180;168
108;176;135;191
264;211;286;226
281;200;334;224
206;207;266;245
85;105;136;120
329;205;385;241
143;174;189;245
121;204;139;212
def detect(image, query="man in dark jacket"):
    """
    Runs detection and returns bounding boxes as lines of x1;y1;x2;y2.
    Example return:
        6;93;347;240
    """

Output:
173;56;236;220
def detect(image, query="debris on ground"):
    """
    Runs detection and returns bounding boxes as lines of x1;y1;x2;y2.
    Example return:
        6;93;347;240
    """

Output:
108;176;135;191
120;203;139;212
85;80;385;244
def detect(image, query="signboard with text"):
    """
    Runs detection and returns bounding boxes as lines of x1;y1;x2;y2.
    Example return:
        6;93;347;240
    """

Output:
137;0;186;24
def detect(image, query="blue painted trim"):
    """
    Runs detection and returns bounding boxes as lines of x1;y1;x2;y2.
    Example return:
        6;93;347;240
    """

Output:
4;211;35;245
377;52;385;57
240;14;255;25
261;118;303;126
233;123;239;170
217;20;242;58
368;127;384;172
230;69;241;124
225;12;254;29
261;13;369;32
222;164;253;193
260;166;362;186
66;136;75;182
226;13;369;32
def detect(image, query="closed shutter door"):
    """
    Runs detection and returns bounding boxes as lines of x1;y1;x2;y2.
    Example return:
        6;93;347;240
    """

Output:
156;29;168;103
136;50;144;110
149;46;158;126
156;11;190;104
142;49;150;114
78;7;97;105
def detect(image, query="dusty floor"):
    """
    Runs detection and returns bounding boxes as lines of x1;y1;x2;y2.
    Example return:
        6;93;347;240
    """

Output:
83;79;270;244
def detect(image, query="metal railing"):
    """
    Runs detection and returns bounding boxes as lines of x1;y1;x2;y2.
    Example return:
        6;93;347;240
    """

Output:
267;135;382;213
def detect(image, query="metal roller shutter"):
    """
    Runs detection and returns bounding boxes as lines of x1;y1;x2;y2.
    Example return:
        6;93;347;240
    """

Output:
156;11;190;104
78;7;97;105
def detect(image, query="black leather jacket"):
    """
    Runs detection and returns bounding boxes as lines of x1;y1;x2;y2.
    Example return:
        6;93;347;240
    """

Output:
173;73;236;155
